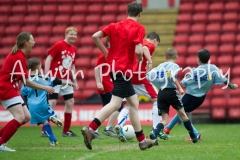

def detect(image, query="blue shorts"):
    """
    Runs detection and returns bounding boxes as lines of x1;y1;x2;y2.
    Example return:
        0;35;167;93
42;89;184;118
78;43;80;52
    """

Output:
181;94;206;113
100;92;124;112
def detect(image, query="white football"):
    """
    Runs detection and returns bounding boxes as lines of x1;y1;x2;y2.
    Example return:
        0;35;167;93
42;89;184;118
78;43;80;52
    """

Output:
123;125;135;140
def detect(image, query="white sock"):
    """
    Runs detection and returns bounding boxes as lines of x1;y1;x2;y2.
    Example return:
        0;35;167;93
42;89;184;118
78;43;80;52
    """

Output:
105;126;110;130
117;107;129;127
152;102;162;128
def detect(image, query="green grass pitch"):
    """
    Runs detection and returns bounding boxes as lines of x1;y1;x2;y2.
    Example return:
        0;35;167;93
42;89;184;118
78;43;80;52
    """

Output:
0;124;240;160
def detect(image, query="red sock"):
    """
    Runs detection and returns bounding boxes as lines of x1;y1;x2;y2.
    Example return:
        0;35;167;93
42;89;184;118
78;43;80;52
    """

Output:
0;125;7;137
89;121;99;131
63;113;72;133
136;132;146;142
0;119;21;145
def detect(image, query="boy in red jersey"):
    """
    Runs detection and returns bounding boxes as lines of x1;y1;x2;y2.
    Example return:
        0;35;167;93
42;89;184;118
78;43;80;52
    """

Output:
94;37;124;138
0;32;54;152
81;1;158;150
44;27;79;137
116;32;161;142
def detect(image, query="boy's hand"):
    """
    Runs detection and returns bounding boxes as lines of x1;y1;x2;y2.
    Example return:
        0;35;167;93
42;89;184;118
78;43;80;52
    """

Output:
179;88;185;95
45;86;54;94
146;63;152;73
232;84;238;90
97;82;104;91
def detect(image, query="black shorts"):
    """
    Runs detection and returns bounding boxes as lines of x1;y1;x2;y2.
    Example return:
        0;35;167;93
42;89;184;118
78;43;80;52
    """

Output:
110;73;135;99
157;88;183;114
181;94;205;113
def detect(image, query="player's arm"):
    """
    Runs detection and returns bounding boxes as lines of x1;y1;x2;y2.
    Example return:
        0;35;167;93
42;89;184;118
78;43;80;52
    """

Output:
135;43;143;62
143;46;152;72
92;31;108;58
45;55;53;74
94;66;104;91
25;79;54;94
172;78;184;95
223;81;238;90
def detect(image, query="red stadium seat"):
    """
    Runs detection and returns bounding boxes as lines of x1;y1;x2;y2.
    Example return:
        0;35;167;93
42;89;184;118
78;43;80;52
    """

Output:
222;23;237;33
85;14;101;24
174;45;187;56
206;23;221;33
39;15;55;24
217;55;233;65
233;55;240;64
211;98;227;119
1;36;16;45
177;14;192;23
93;47;100;56
55;15;70;24
179;3;193;13
81;89;96;100
24;15;40;24
175;24;190;34
75;57;90;68
82;25;98;35
187;44;202;55
0;26;5;36
204;44;219;55
225;2;239;12
0;47;12;56
236;34;240;43
119;4;128;13
235;44;240;54
201;98;210;108
116;14;127;22
175;56;185;67
101;14;116;23
194;3;208;12
205;34;220;45
12;5;27;14
212;108;226;119
209;55;217;65
173;35;188;45
192;13;207;23
186;56;198;67
36;25;52;35
31;47;46;56
0;5;11;14
34;36;49;45
231;78;240;84
208;13;223;23
0;15;8;25
189;34;204;44
73;4;88;13
21;25;37;35
103;4;118;13
232;66;240;77
212;87;227;97
219;44;235;54
221;33;236;44
79;36;94;45
42;5;57;13
8;15;24;25
27;4;42;14
77;47;93;56
85;79;96;89
223;12;238;22
209;2;224;12
49;36;64;46
88;4;103;13
230;88;240;97
90;57;98;67
70;15;85;24
5;26;21;35
52;25;67;35
228;107;240;119
86;69;95;79
191;23;206;33
58;4;72;14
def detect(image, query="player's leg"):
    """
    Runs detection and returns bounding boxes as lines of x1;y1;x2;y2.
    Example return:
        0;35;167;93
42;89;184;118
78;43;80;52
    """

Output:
164;113;180;134
43;121;58;146
117;106;129;127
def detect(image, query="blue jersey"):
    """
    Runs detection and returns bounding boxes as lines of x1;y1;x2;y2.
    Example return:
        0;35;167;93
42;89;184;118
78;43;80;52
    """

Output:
181;64;227;97
20;75;54;125
146;62;180;90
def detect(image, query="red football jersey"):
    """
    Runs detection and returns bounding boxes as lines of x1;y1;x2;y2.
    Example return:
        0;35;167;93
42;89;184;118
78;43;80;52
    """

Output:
47;40;76;80
0;50;29;100
95;50;113;94
101;19;145;77
132;40;156;84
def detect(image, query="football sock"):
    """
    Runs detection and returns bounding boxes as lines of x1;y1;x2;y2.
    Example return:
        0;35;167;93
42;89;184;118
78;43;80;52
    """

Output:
135;130;145;142
0;125;7;137
89;118;101;131
117;107;129;127
63;113;72;133
181;120;199;136
105;126;110;130
44;124;57;142
166;114;180;129
0;119;21;145
152;102;161;128
183;120;196;139
42;119;50;132
154;123;164;135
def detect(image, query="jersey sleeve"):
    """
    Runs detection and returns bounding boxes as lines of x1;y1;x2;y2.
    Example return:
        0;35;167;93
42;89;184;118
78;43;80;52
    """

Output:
101;23;114;37
133;26;145;44
47;42;60;59
212;65;227;85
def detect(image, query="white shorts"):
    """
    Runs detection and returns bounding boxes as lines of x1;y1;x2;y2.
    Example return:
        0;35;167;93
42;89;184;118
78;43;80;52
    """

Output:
53;84;74;96
0;96;24;109
133;83;158;99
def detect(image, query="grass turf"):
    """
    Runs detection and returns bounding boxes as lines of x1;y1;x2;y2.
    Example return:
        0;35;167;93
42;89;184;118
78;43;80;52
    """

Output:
0;124;240;160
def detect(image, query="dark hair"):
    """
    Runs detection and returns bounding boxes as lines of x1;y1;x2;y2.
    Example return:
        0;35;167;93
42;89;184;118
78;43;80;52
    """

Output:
198;49;210;63
11;32;31;54
165;48;178;60
27;57;41;71
146;32;160;42
127;1;143;17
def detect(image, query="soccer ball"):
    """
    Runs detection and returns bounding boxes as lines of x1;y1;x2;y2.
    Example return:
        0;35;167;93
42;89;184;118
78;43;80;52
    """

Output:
122;125;135;140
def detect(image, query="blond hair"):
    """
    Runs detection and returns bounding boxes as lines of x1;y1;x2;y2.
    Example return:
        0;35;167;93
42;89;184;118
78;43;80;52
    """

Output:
11;32;31;54
165;48;178;60
65;27;77;35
